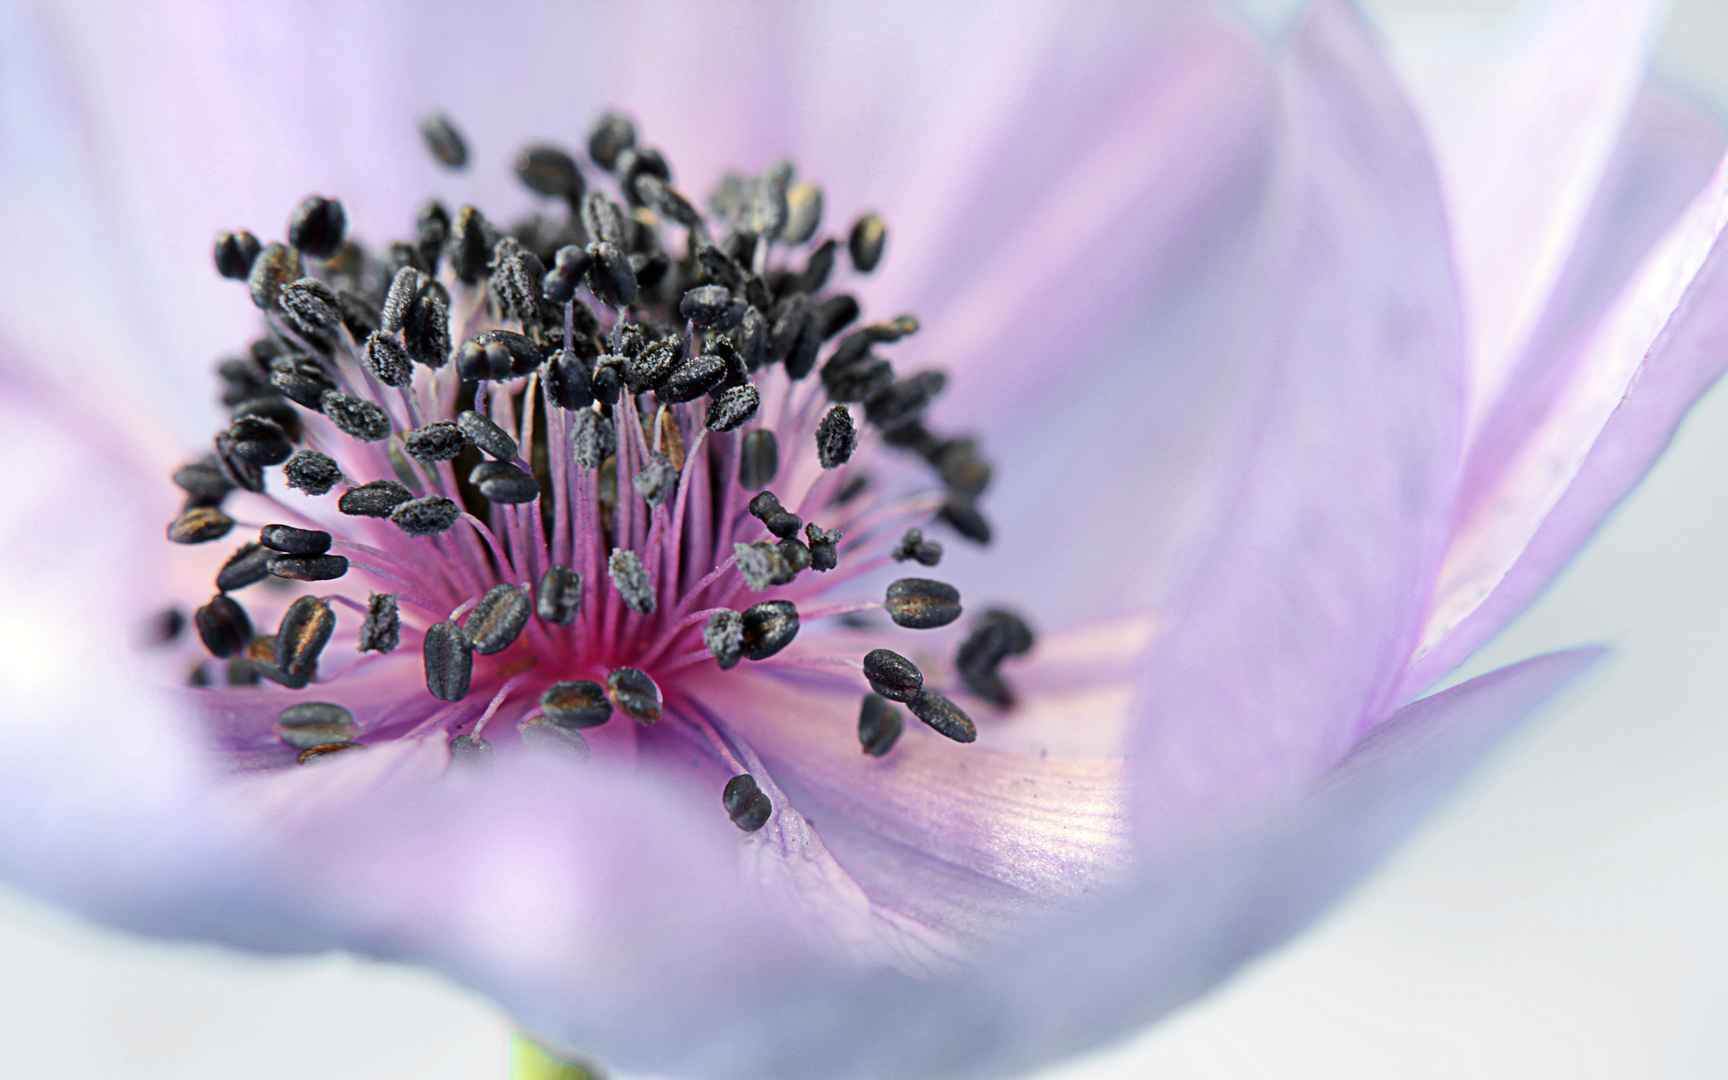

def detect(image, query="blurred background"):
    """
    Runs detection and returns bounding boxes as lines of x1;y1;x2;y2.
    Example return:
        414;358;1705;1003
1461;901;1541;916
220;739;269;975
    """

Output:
4;1;1726;1076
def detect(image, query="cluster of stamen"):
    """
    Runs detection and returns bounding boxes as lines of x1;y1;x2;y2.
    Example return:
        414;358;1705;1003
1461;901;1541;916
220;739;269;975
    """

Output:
159;110;1035;831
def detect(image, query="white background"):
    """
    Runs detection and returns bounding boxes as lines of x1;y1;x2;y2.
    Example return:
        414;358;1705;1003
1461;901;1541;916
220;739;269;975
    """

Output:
5;2;1727;1076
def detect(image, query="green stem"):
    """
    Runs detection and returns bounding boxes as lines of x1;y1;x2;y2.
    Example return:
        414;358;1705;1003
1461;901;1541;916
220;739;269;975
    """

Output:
509;1033;600;1080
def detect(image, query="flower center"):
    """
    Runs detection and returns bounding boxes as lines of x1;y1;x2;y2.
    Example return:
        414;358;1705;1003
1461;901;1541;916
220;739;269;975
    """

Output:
162;110;1033;831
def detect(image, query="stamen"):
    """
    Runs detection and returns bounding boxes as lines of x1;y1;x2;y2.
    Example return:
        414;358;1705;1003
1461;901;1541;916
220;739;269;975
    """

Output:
570;409;615;469
738;429;779;489
907;690;975;743
423;620;475;702
891;528;943;566
721;773;772;833
535;566;583;625
194;595;252;659
363;333;414;388
740;600;799;661
540;680;612;729
703;610;745;670
227;415;293;467
260;524;332;556
457;409;518;460
418;113;469;169
168;506;235;545
211;546;269;596
862;648;923;703
213;230;261;280
358;593;401;654
463;584;532;655
815;405;856;469
275;702;358;749
283;449;342;495
470;461;539;504
606;667;662;723
275;596;335;684
847;212;887;273
608;549;656;614
857;693;904;757
268;554;350;582
391;496;462;537
339;480;413;518
884;577;962;629
747;491;802;539
287;195;347;260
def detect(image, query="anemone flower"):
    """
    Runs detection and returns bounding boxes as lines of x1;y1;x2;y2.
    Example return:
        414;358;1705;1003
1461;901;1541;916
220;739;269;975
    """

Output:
2;0;1725;1077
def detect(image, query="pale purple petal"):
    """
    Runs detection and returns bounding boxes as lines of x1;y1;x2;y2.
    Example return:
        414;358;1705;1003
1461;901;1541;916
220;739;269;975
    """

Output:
1380;0;1662;422
1117;0;1466;825
1404;147;1728;696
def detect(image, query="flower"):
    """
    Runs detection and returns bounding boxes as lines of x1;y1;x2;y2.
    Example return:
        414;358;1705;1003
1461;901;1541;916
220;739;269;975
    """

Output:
2;1;1725;1077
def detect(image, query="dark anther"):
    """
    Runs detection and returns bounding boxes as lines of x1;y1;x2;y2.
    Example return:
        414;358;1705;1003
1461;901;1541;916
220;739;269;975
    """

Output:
800;238;838;293
260;524;332;556
733;541;793;590
815;294;860;339
680;285;733;328
939;496;993;545
226;413;293;466
296;743;363;765
514;143;585;203
908;689;976;743
268;354;334;409
490;236;546;324
542;259;583;305
863;648;924;703
321;387;392;442
403;287;452;369
748;491;802;539
419;113;469;169
457;409;518;460
168;506;234;545
777;537;812;574
632;251;671;291
364;332;414;388
287;196;346;260
848;212;887;272
268;554;349;582
781;182;823;245
213;230;261;280
284;449;342;495
816;405;857;469
805;524;842;572
463;584;532;655
415;201;450;271
231;396;302;440
213;433;266;494
570;408;615;470
540;680;613;729
338;479;413;518
585;240;638;307
194;595;252;659
275;595;335;684
741;599;800;661
470;460;539;504
624;339;678;393
447;205;496;284
892;528;944;567
358;593;400;654
383;266;429;333
929;436;993;497
150;607;185;646
275;702;358;750
587;112;636;170
173;460;233;506
520;718;593;760
821;351;894;404
865;371;945;432
707;384;760;432
580;191;629;248
536;565;582;625
606;666;662;724
616;146;671;206
696;243;744;288
885;577;962;629
661;353;727;403
449;733;492;761
633;454;677;507
635;174;701;228
722;774;772;833
738;429;779;489
544;350;595;410
608;549;656;615
404;420;467;462
703;609;745;670
247;242;302;310
423;620;474;702
216;542;273;592
858;694;905;757
390;495;461;536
